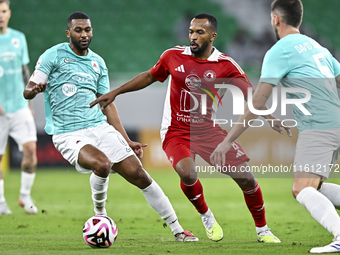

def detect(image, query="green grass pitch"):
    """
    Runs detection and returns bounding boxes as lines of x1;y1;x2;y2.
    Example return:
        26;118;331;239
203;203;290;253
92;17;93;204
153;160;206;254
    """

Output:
0;168;339;255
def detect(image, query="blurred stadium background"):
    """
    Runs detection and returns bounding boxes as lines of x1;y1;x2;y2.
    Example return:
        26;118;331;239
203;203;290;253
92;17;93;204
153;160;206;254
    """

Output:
2;0;340;173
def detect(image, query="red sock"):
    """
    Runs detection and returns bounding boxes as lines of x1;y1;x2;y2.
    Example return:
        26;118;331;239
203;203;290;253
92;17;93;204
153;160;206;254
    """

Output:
242;182;267;227
180;179;208;214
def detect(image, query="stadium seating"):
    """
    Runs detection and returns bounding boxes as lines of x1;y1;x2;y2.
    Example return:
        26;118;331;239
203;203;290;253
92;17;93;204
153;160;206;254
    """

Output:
9;0;237;74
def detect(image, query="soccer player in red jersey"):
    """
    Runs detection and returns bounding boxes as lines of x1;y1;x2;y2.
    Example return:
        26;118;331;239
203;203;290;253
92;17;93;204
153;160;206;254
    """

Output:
91;13;284;243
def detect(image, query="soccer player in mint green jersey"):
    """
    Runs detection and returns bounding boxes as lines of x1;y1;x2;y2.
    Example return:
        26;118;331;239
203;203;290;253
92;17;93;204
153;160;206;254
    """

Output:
24;12;198;242
0;0;38;215
211;0;340;253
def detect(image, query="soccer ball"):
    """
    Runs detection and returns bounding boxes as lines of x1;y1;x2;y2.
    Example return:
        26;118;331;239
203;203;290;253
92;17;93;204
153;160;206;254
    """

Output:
83;215;118;248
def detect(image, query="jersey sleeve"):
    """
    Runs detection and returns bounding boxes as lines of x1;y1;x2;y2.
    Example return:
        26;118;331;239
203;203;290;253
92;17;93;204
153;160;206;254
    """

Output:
149;50;170;82
21;33;30;66
260;46;290;86
97;60;110;95
332;56;340;77
223;59;254;97
35;48;57;76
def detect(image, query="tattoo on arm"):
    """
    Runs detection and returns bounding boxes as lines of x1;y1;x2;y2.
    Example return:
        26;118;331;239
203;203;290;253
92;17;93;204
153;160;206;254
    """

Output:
262;94;270;100
22;65;30;85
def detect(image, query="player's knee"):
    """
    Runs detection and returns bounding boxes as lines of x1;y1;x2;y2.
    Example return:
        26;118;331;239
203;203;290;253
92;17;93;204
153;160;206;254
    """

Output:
180;174;196;185
235;177;256;190
23;142;37;160
292;183;305;199
93;159;111;178
133;166;151;184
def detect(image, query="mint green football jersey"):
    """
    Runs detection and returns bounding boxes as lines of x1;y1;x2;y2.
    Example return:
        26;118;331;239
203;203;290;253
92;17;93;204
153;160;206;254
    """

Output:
260;34;340;132
35;43;109;135
0;28;30;113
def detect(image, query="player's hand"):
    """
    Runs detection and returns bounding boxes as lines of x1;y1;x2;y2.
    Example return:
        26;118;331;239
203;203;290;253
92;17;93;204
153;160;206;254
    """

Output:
0;104;5;116
267;118;292;137
32;82;47;94
210;140;232;168
90;91;117;110
128;141;147;158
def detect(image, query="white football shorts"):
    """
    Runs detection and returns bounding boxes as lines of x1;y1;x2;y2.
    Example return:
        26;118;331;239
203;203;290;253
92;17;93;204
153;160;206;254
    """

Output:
0;107;37;154
52;123;135;174
293;128;340;180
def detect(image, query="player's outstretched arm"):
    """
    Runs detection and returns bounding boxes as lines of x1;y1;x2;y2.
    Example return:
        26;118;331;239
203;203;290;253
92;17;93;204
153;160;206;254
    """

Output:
210;82;286;167
23;81;47;100
101;100;147;158
90;71;157;110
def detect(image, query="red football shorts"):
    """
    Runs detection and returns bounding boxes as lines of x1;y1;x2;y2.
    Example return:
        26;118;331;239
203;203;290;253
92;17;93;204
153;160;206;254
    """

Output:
162;127;249;169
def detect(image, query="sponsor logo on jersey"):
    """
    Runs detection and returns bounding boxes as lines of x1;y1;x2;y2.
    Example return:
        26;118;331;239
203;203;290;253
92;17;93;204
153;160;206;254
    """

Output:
72;72;93;84
62;83;77;97
64;58;76;63
175;64;185;73
0;52;16;62
203;70;216;82
185;74;201;90
11;38;20;48
91;60;99;72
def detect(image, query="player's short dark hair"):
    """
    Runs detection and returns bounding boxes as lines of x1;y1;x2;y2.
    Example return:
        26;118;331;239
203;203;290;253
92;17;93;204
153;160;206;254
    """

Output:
271;0;303;28
0;0;10;7
194;13;217;32
67;12;90;29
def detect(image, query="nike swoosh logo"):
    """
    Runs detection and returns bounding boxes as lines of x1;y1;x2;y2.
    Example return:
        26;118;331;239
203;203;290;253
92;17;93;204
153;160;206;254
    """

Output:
206;229;213;237
64;58;76;63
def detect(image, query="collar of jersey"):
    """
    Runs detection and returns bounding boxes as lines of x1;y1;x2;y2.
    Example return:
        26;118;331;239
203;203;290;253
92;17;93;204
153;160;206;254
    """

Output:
182;46;221;62
0;27;12;38
66;43;93;58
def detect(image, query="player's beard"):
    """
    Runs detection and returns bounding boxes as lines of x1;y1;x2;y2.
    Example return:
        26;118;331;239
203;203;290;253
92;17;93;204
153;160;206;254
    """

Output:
70;36;92;51
190;40;210;55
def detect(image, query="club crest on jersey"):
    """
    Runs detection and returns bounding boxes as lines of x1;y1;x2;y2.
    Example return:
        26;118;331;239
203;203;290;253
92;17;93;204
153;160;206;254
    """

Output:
35;58;42;70
11;38;20;48
204;70;216;82
91;60;99;72
185;74;201;90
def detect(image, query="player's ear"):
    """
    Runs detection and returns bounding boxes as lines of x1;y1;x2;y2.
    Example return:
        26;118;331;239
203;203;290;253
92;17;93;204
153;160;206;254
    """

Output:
66;29;70;38
211;32;217;42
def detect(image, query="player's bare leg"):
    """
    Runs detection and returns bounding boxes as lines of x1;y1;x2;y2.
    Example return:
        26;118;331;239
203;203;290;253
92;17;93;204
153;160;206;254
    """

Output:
112;155;198;241
78;144;111;216
18;141;38;214
293;172;340;253
0;155;12;215
175;157;223;241
228;162;280;243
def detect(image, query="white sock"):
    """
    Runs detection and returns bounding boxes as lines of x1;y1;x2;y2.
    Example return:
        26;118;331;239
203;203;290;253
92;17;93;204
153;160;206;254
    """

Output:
141;180;183;235
20;172;36;196
318;183;340;210
297;186;340;238
256;224;269;234
199;208;215;230
0;179;5;203
90;173;109;213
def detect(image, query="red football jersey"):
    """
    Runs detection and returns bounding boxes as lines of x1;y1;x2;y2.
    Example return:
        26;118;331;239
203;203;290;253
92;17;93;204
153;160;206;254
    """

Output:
150;46;254;142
